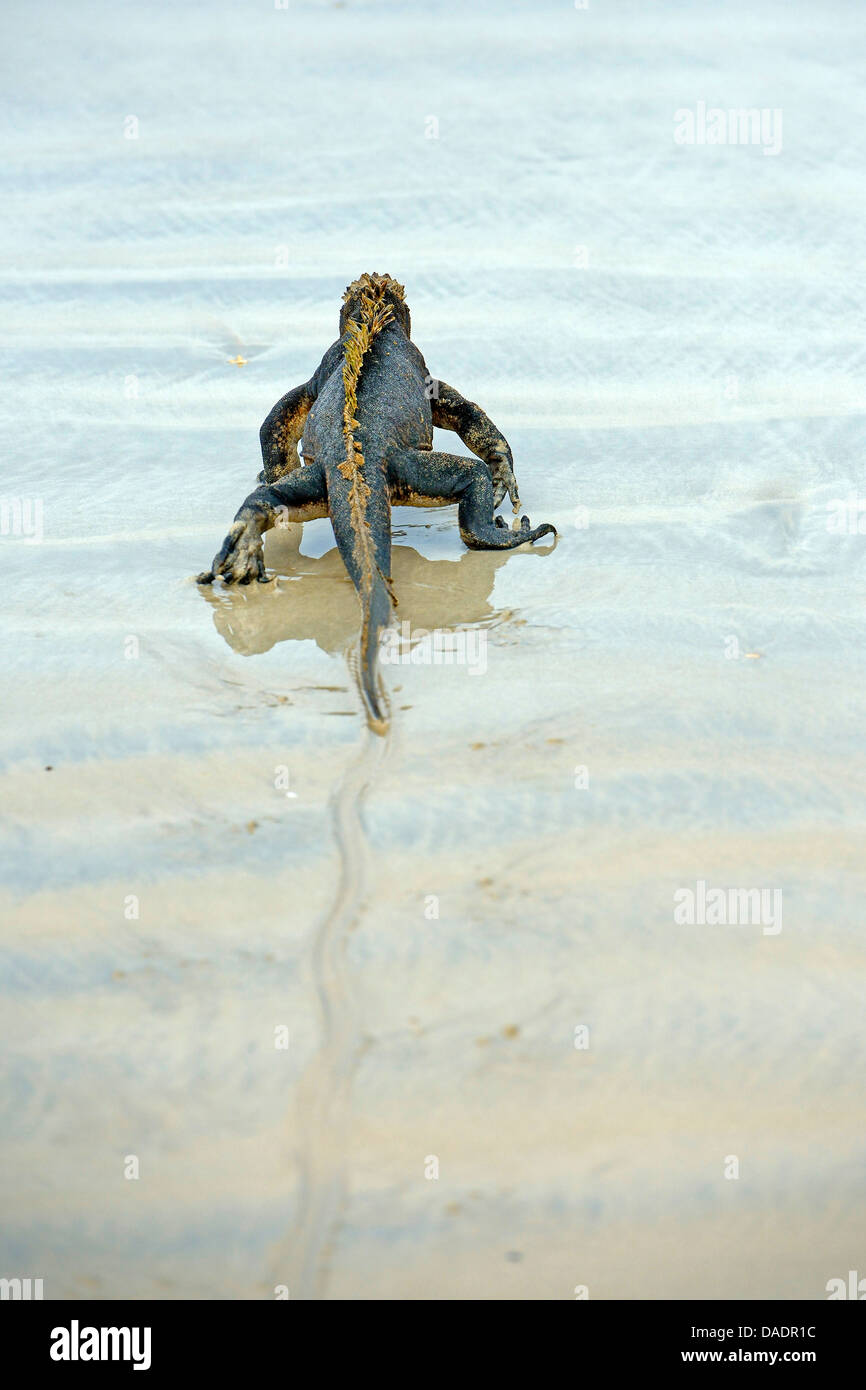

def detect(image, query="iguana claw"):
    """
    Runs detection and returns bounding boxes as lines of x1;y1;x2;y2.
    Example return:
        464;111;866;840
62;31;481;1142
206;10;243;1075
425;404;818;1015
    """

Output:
197;518;267;586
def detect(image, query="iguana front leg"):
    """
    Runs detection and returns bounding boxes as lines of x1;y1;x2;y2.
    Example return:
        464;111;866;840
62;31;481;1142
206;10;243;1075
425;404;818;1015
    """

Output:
430;380;520;511
258;382;315;484
197;463;327;585
257;339;344;484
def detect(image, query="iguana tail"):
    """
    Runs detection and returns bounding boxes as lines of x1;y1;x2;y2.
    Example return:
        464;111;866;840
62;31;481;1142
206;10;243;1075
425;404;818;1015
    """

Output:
356;569;392;733
327;451;393;731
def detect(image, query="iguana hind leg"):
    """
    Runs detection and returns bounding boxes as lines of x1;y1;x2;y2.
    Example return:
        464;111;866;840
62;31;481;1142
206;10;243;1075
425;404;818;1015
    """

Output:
197;463;328;585
388;449;555;550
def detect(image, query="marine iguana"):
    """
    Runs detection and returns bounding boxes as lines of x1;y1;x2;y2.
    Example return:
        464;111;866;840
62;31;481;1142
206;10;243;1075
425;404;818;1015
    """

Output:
197;273;556;731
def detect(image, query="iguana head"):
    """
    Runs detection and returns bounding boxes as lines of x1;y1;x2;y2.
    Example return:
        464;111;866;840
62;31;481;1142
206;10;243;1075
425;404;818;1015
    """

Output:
340;272;410;338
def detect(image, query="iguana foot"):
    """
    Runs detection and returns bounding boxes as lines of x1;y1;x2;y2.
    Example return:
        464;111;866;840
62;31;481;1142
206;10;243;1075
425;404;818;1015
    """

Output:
197;462;328;585
197;515;266;585
465;511;554;549
493;513;555;543
490;447;523;513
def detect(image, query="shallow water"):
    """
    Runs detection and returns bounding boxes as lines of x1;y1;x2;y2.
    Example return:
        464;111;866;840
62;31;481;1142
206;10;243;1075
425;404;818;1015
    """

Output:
1;0;865;1299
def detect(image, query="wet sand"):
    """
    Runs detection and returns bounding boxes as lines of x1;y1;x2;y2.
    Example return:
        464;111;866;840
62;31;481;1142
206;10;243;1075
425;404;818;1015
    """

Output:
1;0;865;1299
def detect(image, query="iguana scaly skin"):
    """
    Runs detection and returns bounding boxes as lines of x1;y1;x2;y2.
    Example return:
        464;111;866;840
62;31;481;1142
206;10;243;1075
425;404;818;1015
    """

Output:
197;273;556;731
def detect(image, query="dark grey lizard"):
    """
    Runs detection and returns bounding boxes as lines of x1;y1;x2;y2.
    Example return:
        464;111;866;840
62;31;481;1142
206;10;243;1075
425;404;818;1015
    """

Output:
197;273;556;731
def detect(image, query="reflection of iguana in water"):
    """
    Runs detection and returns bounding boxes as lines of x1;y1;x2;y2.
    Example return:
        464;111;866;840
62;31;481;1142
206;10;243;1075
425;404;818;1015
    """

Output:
197;273;556;731
202;533;518;657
